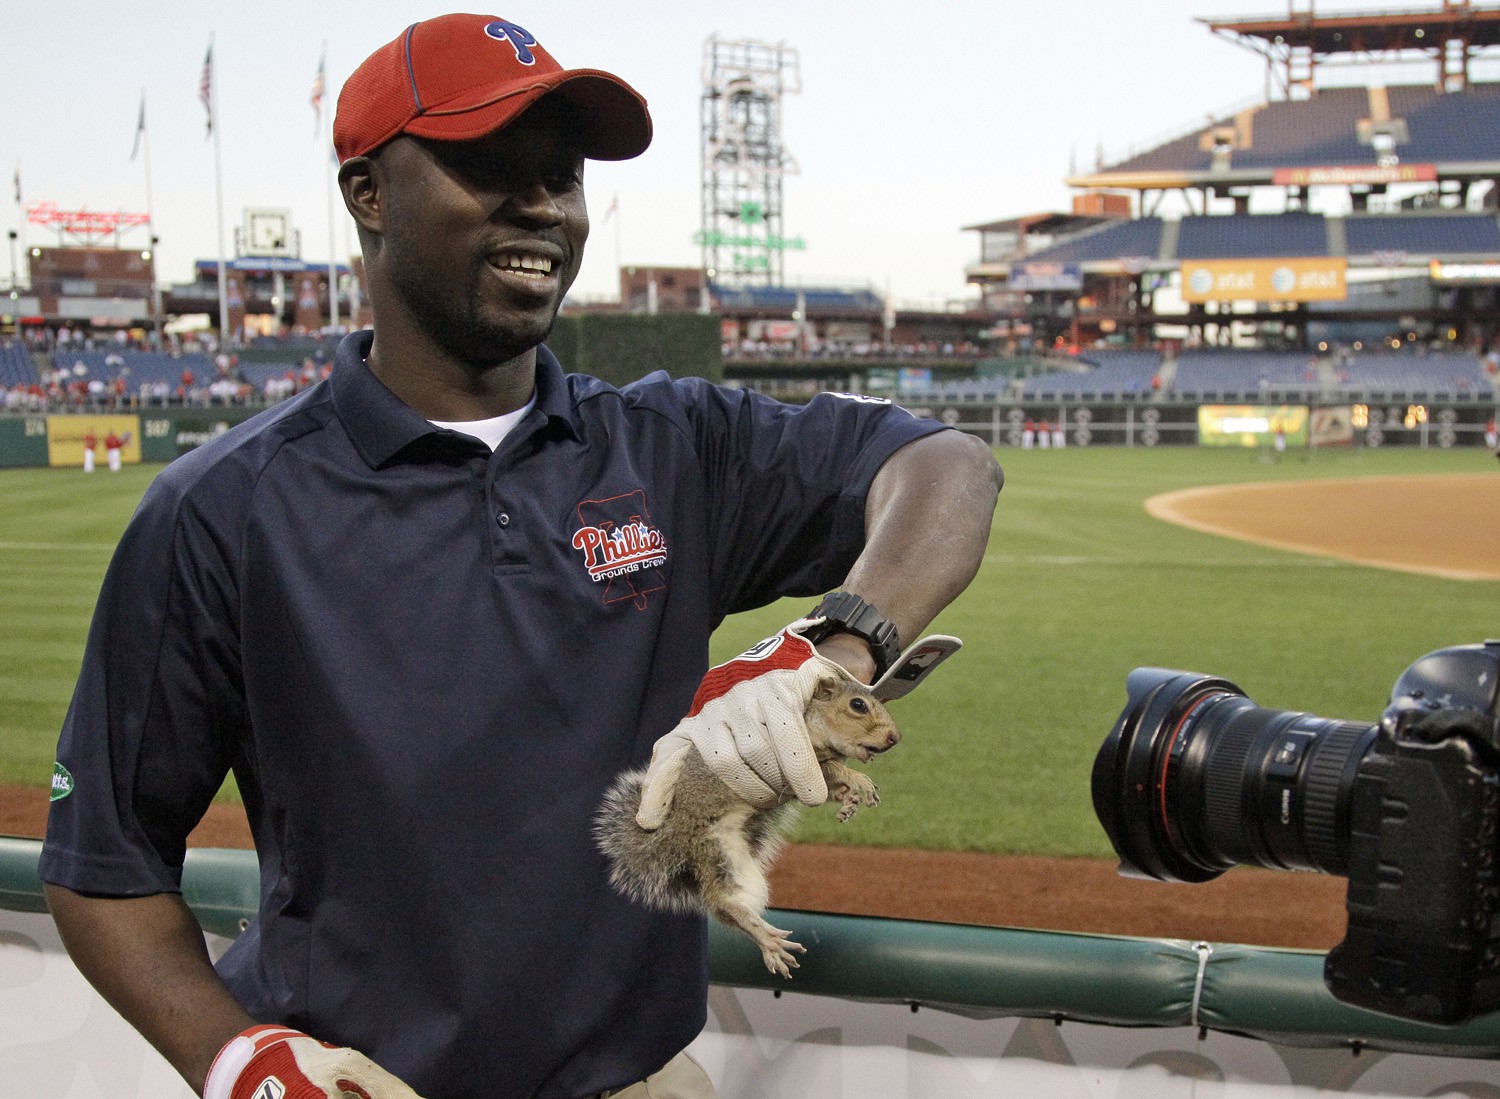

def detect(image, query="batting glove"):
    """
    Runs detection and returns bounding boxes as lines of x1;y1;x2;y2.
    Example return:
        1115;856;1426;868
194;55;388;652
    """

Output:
204;1025;428;1099
635;618;848;829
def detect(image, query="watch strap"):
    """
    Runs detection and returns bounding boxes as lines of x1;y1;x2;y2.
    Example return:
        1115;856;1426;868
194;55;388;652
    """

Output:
803;591;903;679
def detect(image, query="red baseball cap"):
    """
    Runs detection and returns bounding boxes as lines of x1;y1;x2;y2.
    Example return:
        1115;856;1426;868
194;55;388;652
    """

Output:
334;14;652;162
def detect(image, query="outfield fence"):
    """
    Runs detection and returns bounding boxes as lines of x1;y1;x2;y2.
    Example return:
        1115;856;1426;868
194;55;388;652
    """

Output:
4;394;1497;472
7;838;1500;1097
897;397;1500;451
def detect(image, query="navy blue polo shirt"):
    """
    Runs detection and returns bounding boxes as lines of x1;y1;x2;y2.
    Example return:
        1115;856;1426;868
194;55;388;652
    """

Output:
41;330;945;1099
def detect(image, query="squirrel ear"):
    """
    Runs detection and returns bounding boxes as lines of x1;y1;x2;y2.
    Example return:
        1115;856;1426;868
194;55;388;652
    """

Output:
812;673;839;702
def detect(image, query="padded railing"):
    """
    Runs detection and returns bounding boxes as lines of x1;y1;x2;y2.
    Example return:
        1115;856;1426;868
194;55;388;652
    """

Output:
7;835;1500;1060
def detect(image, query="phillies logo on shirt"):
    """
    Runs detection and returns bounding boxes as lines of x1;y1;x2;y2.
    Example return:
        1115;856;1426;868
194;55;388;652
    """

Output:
571;490;668;610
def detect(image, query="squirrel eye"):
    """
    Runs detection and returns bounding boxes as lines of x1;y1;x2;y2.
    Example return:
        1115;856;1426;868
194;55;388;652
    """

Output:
850;696;869;714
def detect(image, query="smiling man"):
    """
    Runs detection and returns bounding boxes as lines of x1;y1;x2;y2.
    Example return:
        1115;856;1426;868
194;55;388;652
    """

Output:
40;13;1001;1099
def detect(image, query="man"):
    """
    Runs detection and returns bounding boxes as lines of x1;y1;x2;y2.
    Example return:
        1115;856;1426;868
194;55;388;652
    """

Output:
41;14;1001;1099
104;429;126;472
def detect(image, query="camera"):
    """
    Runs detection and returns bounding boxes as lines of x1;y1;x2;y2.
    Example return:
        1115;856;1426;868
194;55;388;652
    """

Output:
1091;640;1500;1024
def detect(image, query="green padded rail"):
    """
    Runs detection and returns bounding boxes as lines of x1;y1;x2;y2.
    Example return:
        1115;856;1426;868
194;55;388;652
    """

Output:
8;836;1500;1058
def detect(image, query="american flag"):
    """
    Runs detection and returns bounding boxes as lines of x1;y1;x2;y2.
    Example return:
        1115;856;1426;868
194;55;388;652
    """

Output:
199;42;214;137
129;93;147;162
311;49;326;134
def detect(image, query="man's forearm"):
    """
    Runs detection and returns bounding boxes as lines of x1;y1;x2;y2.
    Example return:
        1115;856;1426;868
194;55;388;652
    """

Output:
44;883;256;1094
821;431;1001;679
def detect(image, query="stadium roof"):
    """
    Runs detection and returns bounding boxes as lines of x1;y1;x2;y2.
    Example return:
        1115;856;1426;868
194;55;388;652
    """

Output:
960;212;1121;236
1201;4;1500;57
1068;81;1500;189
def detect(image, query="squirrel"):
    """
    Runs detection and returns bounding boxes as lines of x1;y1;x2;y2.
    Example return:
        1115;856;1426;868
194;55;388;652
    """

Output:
594;670;900;978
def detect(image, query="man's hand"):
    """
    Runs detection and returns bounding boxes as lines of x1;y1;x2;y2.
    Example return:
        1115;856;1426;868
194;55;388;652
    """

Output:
204;1025;428;1099
635;618;847;829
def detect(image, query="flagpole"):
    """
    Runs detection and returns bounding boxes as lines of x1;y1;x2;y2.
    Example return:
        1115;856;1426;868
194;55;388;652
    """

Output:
208;35;231;347
320;44;340;335
613;193;622;295
14;162;28;290
137;91;163;345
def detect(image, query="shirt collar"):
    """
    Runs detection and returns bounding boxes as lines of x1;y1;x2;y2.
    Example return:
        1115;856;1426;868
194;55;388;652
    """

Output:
331;331;583;469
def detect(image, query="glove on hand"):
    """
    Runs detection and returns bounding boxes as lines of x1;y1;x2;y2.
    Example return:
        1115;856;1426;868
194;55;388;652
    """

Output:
204;1025;427;1099
635;617;847;829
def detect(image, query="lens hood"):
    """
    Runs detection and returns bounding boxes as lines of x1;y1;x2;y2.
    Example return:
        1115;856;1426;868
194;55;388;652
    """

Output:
1092;667;1245;883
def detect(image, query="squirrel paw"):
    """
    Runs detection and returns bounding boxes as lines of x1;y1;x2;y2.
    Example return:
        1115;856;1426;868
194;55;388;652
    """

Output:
833;773;880;822
754;921;807;978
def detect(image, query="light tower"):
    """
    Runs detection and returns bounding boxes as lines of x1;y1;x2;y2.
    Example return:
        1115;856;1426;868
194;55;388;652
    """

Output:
699;35;801;288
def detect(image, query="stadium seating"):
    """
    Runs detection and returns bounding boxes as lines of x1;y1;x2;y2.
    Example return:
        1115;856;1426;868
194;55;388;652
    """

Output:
1387;82;1500;163
1018;218;1164;266
0;342;38;387
49;349;215;389
1172;350;1319;397
1176;212;1329;259
1105;84;1500;176
1343;213;1500;256
709;283;883;313
1333;349;1490;398
1017;353;1162;398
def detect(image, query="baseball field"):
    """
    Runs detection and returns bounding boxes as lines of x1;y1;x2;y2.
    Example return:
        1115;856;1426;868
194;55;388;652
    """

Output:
3;443;1496;947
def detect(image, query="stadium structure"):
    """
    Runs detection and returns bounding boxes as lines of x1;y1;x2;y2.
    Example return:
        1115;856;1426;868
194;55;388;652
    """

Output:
970;4;1500;348
2;5;1498;458
933;0;1500;450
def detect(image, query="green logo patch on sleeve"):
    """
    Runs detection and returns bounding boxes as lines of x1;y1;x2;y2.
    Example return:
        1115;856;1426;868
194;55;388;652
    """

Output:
50;762;74;802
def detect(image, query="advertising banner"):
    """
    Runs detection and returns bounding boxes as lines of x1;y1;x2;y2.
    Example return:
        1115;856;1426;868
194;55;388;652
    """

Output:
1272;164;1437;186
1310;406;1356;447
1197;404;1309;447
1429;260;1500;283
1008;262;1084;291
46;414;141;468
1180;258;1347;303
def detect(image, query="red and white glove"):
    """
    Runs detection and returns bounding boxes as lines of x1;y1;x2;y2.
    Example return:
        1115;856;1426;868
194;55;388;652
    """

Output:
635;618;848;829
204;1025;427;1099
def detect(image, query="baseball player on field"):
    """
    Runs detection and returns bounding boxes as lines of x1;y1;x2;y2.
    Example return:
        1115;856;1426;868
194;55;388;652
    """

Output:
40;13;1001;1099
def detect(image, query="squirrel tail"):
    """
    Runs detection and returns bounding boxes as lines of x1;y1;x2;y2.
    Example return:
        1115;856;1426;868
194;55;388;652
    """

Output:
593;769;706;916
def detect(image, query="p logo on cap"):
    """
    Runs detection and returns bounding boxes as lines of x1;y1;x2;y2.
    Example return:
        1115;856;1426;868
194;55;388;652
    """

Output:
484;19;538;65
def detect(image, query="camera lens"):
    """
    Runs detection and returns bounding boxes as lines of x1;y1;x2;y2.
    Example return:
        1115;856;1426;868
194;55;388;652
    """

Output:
1091;667;1379;883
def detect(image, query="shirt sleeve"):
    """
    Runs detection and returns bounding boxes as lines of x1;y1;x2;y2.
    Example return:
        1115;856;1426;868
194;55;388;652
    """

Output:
637;377;949;621
39;467;248;897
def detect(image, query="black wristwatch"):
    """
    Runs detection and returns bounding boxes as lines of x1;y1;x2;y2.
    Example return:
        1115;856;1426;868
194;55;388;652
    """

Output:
802;591;902;679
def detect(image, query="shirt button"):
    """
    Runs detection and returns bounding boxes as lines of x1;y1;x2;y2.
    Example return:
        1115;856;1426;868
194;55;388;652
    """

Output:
497;512;511;528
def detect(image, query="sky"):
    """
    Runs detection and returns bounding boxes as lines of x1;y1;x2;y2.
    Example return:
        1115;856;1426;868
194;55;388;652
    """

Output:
0;1;1457;311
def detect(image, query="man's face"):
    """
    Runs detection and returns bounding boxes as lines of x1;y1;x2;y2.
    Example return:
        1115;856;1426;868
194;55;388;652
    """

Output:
370;100;589;367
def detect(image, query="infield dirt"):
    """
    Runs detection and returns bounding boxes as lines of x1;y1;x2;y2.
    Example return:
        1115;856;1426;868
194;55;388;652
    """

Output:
7;472;1492;951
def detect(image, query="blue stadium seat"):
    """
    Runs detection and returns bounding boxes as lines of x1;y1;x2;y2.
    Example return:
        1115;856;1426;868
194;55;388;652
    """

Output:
1019;219;1164;266
0;343;38;387
1176;214;1329;259
1173;350;1319;397
1344;214;1500;256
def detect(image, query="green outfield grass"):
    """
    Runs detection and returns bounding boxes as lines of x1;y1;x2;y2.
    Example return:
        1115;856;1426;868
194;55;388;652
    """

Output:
3;448;1496;859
